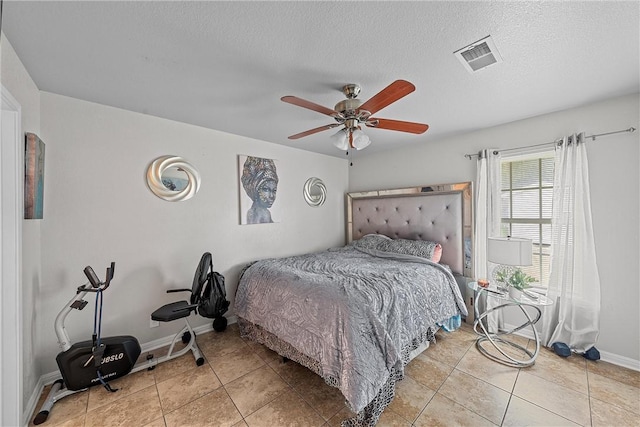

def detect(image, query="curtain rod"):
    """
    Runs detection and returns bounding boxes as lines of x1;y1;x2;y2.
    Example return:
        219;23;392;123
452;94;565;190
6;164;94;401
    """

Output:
464;126;636;160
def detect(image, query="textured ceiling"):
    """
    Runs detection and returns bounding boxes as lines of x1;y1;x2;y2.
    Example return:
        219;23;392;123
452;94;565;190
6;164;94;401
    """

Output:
3;1;639;158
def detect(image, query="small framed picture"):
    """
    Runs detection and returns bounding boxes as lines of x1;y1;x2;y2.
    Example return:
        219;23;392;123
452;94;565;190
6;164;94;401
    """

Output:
25;133;45;219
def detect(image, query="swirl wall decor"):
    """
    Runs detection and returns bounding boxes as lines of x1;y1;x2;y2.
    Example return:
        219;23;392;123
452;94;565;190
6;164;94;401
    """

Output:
146;156;201;201
303;177;327;207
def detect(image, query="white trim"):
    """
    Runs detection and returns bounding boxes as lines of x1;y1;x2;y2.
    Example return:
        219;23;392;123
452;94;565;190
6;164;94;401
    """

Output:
0;86;24;426
598;351;640;372
140;320;211;353
504;322;640;372
1;85;24;427
23;377;45;427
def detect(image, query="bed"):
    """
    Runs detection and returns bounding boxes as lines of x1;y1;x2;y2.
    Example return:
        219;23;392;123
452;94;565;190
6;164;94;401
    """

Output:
235;182;473;426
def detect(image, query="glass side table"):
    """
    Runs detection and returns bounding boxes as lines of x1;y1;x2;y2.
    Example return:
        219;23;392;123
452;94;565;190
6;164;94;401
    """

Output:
467;281;553;367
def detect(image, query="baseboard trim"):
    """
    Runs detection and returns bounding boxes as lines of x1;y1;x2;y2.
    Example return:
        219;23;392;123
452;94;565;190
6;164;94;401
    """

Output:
502;322;639;371
23;316;238;425
598;350;640;372
141;315;238;353
22;376;45;427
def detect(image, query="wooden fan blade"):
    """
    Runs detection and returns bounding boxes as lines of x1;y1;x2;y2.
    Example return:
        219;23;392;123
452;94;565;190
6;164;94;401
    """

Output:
366;118;429;134
358;80;416;115
288;123;341;140
281;96;339;117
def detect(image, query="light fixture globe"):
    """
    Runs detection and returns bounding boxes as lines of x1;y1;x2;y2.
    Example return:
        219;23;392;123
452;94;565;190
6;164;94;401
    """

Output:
330;127;371;151
331;129;349;151
351;129;371;150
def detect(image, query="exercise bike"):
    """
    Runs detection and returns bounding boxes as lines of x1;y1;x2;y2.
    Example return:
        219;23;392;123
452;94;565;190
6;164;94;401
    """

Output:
34;262;205;425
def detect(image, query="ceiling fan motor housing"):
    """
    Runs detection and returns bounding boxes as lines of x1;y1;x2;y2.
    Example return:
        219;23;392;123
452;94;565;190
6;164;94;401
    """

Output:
334;98;362;115
335;84;371;129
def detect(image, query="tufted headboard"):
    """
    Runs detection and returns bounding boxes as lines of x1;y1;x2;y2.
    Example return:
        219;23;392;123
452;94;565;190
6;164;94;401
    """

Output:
347;182;473;277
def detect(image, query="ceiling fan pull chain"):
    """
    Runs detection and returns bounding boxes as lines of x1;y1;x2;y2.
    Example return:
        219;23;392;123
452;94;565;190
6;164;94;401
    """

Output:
347;148;355;167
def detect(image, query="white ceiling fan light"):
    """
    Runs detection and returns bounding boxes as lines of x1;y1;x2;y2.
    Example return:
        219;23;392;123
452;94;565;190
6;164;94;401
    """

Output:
331;128;350;151
331;128;372;151
351;129;371;150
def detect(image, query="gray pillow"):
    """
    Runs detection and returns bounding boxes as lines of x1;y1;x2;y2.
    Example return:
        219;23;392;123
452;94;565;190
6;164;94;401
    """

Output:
377;238;441;261
351;234;392;251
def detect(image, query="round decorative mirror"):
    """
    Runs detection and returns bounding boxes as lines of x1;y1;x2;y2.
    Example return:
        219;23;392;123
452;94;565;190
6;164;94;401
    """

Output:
146;156;201;201
303;177;327;207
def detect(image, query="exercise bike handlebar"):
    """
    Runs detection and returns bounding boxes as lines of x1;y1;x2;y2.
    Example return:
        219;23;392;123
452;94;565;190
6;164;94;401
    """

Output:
57;262;116;351
79;262;116;292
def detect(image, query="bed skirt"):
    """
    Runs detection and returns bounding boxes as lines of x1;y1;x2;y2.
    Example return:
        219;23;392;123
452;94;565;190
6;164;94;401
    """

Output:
237;317;437;426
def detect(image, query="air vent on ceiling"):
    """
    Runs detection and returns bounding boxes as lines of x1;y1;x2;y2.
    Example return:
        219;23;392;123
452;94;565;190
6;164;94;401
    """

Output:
454;35;503;73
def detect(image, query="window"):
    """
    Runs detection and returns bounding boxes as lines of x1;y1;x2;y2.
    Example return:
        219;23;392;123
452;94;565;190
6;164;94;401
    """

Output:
500;152;554;287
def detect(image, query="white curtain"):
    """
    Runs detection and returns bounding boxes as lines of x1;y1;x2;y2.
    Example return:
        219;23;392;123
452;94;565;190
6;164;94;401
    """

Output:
541;133;601;352
474;149;502;332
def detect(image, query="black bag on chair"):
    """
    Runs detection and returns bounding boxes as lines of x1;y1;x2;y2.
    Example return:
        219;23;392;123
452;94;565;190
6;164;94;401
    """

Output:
194;253;230;332
199;270;230;319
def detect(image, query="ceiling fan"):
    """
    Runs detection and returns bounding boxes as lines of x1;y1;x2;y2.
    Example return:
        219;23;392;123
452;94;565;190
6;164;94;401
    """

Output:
281;80;429;151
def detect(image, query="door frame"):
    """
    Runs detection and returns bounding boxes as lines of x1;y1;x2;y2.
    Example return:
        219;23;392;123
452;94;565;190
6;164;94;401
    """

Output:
1;84;24;427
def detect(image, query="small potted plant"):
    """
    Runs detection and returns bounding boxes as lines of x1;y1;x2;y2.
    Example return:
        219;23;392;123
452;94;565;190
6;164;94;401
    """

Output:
494;267;536;299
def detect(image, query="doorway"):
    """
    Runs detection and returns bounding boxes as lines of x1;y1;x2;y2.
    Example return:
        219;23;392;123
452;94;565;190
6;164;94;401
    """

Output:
1;85;23;426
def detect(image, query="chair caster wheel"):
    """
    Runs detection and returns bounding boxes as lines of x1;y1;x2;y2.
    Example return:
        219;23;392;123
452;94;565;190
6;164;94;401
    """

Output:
181;331;191;344
213;317;227;332
196;357;205;366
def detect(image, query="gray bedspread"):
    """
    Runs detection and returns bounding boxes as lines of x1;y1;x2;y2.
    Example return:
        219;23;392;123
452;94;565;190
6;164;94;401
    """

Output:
234;245;467;415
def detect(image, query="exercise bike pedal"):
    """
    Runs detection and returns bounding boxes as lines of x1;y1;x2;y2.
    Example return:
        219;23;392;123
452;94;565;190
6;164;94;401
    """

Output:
70;300;88;310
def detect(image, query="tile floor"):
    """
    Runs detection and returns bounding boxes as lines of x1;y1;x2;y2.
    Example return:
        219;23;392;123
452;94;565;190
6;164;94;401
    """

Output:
30;322;640;427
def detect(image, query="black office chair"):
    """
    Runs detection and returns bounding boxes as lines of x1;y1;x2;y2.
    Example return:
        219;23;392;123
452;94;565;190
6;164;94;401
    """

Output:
147;253;214;368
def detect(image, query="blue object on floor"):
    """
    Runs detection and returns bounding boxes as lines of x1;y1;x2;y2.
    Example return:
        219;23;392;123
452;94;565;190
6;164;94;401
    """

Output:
552;342;571;357
437;314;461;332
583;346;601;361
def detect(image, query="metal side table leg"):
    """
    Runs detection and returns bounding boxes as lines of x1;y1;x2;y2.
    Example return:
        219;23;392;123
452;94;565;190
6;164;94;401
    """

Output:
474;302;542;367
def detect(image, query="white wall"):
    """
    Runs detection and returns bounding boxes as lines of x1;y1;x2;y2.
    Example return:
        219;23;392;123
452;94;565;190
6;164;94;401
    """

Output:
349;93;640;363
1;33;42;412
36;92;348;374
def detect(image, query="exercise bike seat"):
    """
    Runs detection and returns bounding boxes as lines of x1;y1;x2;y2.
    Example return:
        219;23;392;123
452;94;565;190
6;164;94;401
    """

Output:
151;300;195;322
151;253;213;323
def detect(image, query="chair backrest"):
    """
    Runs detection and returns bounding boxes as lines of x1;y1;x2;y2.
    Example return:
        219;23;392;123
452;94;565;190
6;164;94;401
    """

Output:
191;252;213;305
